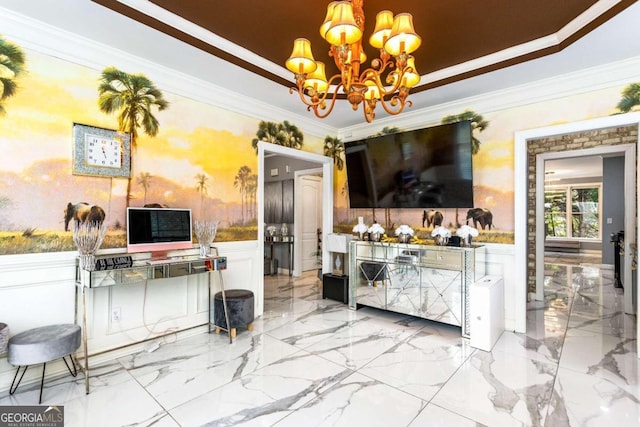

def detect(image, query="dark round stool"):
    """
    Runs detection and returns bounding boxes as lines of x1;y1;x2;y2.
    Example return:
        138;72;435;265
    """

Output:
213;289;254;338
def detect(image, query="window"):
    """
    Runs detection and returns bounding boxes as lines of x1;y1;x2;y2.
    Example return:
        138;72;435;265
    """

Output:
544;184;601;240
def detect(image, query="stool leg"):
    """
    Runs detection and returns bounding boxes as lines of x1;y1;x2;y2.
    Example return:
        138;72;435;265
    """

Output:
9;365;28;395
247;323;254;331
39;362;46;404
63;355;78;378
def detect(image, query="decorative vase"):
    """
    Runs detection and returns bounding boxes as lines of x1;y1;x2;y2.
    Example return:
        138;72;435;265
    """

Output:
195;220;218;258
398;233;412;243
79;254;96;271
199;243;211;257
281;223;288;236
369;232;381;242
435;235;449;246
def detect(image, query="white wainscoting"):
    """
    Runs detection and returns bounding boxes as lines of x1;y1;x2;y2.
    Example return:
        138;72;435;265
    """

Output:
0;240;259;394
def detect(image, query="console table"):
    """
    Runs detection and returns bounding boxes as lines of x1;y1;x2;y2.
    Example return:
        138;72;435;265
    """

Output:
265;236;294;276
349;241;485;337
75;253;228;394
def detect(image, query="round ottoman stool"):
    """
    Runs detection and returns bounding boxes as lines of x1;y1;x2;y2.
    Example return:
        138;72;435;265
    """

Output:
8;324;81;404
213;290;254;338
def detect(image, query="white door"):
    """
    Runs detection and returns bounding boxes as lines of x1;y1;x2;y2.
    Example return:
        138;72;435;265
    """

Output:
300;175;323;271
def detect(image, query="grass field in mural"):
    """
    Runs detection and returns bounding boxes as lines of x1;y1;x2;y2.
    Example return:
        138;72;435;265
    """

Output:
0;225;258;255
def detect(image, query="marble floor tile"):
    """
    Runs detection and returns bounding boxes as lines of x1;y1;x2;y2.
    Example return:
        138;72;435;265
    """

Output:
273;372;426;427
410;403;488;427
431;350;558;426
169;351;352;426
2;253;637;427
63;378;175;427
546;366;640;427
559;329;639;396
358;329;473;401
121;331;301;410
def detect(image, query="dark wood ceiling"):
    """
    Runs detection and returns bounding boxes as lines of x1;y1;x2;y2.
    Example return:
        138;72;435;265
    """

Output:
92;0;636;92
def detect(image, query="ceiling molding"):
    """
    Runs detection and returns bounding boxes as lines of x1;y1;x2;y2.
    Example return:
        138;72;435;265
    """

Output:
0;5;337;139
339;54;640;140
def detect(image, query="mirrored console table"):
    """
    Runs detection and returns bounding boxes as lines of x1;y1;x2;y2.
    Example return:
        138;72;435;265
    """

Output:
349;241;485;337
264;235;294;276
75;253;228;394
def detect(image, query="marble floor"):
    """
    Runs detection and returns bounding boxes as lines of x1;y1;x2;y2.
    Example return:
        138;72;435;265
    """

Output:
1;253;638;426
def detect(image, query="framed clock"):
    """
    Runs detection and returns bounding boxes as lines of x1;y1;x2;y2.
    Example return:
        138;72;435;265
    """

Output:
72;123;131;178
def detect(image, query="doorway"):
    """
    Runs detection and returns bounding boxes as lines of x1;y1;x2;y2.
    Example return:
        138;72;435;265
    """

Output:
515;112;640;353
256;142;334;315
294;171;323;275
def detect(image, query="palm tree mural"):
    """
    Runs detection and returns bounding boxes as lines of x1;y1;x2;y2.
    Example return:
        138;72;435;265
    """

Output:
195;173;209;218
442;110;488;155
251;120;304;153
0;36;26;116
617;82;640;113
246;173;258;221
137;172;152;205
281;121;304;149
323;135;345;170
234;166;252;224
97;66;169;206
441;110;489;226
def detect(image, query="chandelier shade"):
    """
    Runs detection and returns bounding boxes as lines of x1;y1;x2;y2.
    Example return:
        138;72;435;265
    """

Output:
369;10;394;49
286;0;422;123
285;38;317;74
384;13;421;56
324;1;362;46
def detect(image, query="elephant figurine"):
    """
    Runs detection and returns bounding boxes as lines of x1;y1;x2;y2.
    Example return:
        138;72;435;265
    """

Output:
422;209;444;228
64;202;106;231
466;208;493;230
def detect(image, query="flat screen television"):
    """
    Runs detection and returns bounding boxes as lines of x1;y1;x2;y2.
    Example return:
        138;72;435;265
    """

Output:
344;121;474;209
126;207;193;255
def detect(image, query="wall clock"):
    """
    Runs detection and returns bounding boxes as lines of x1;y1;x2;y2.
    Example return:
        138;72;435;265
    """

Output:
72;123;131;178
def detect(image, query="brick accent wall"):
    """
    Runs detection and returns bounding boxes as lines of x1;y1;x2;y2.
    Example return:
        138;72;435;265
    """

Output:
526;125;637;293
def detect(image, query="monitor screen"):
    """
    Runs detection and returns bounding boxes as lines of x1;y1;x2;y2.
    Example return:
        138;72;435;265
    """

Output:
126;207;193;254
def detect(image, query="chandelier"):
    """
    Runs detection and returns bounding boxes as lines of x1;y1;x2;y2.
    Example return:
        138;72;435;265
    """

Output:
285;0;421;123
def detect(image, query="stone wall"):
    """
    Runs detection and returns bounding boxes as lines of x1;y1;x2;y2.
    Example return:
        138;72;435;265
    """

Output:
526;125;637;293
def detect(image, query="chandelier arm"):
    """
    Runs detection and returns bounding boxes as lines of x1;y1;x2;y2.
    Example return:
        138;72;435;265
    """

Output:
310;85;342;119
288;73;344;108
376;93;413;116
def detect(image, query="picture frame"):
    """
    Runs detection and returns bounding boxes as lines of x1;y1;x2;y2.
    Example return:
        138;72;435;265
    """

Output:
72;123;131;178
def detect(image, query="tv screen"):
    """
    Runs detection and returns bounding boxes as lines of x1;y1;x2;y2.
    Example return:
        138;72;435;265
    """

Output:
126;207;193;254
344;121;474;209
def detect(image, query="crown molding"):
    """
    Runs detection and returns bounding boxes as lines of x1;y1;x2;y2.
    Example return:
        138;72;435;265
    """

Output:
339;54;640;141
0;6;336;139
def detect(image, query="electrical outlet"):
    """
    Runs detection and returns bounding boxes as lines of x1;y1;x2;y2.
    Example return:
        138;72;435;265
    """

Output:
111;307;121;322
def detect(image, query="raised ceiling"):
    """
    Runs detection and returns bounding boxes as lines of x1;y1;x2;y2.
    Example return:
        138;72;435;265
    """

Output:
94;0;634;92
1;0;639;130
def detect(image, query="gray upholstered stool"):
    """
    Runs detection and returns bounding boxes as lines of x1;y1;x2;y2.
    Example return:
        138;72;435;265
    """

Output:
213;290;254;338
8;324;81;403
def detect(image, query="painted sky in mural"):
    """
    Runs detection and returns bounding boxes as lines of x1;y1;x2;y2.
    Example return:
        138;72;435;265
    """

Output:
0;35;635;253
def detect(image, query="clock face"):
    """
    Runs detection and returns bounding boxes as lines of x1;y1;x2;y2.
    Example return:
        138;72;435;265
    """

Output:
85;134;122;168
72;124;131;178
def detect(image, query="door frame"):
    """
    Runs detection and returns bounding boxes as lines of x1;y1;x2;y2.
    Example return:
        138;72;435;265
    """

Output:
257;142;334;310
515;112;640;352
294;168;323;276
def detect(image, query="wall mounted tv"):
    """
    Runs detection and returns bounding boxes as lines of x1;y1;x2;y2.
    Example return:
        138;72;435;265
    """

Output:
344;121;474;209
126;207;193;255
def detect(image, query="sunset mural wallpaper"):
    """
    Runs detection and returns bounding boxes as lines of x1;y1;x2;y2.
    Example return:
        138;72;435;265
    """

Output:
0;34;637;255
